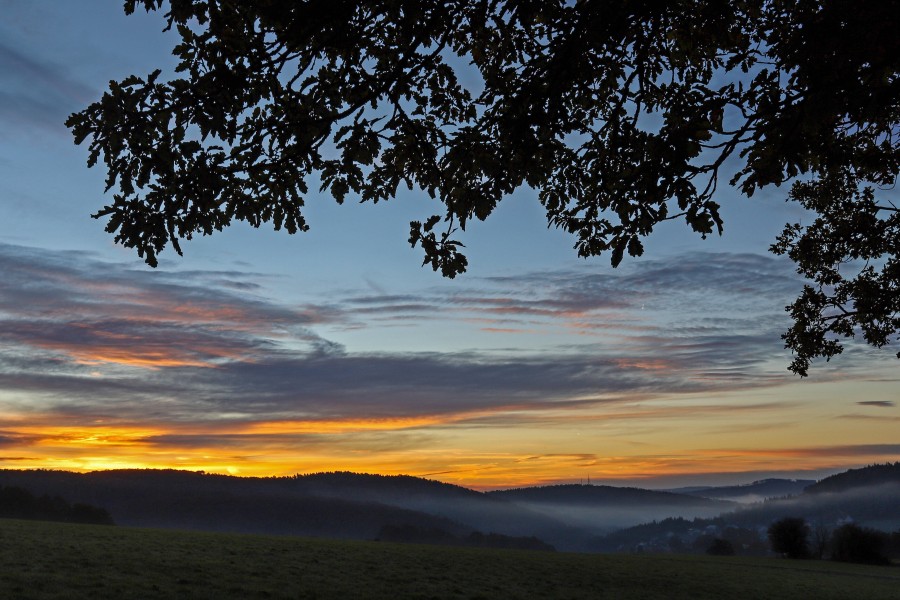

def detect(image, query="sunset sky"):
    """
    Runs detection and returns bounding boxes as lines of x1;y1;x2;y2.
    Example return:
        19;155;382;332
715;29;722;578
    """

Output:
0;1;897;490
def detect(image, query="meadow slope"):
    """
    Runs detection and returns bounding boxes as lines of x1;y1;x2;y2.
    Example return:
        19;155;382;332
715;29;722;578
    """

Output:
0;519;898;599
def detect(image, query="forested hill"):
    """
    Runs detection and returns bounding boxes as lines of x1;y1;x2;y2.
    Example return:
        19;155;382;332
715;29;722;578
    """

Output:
0;469;735;552
804;463;900;495
488;484;734;509
0;469;578;550
0;469;472;541
592;463;900;553
666;479;814;502
4;466;896;554
0;484;113;525
280;471;489;501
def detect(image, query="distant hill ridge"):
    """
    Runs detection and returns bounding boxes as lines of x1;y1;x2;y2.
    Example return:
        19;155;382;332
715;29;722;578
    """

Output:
804;462;900;495
2;464;897;554
487;484;735;508
284;470;492;500
592;463;900;553
0;468;472;541
0;468;740;552
68;469;492;500
0;468;583;549
666;478;815;501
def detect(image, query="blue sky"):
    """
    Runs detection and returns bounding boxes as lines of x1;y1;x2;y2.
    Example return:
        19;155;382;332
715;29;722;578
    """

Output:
0;1;897;488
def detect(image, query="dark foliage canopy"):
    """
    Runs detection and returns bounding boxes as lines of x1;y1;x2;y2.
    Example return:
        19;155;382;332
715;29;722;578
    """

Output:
68;0;900;374
768;516;810;559
705;537;736;556
804;462;900;494
0;484;114;525
830;523;891;565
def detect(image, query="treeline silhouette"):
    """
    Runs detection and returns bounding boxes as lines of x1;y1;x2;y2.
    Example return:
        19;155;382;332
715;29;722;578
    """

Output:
2;465;898;556
0;469;579;550
831;523;898;565
804;462;900;495
600;518;770;556
768;516;900;565
594;463;900;556
488;484;734;509
0;484;113;525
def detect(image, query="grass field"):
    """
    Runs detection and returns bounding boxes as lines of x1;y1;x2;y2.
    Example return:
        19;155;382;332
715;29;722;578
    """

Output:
0;519;898;599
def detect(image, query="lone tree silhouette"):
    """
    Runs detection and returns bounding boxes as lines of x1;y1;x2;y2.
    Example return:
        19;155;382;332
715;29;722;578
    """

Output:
768;517;810;559
68;1;900;375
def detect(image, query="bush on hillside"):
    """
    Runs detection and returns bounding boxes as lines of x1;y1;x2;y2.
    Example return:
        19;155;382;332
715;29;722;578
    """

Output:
706;538;735;556
768;517;810;559
830;523;890;565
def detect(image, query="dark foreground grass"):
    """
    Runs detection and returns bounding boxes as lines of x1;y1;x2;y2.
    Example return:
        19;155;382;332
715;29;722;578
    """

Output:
1;519;898;599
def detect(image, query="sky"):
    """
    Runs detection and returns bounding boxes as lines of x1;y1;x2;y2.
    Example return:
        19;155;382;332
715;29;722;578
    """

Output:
0;1;897;490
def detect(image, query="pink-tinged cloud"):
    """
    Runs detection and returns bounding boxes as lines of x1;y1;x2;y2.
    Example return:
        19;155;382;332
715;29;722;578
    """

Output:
0;244;339;369
5;242;890;485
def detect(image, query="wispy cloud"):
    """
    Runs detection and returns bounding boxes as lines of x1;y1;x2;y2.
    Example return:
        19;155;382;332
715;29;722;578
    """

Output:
0;242;895;482
0;244;805;424
312;252;803;355
857;400;896;408
691;444;900;462
0;244;334;371
0;41;95;131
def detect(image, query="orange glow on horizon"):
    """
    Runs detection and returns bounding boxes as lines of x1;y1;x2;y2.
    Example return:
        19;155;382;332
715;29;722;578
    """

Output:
0;398;896;489
0;443;881;490
242;415;451;434
1;427;864;480
13;424;167;446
